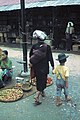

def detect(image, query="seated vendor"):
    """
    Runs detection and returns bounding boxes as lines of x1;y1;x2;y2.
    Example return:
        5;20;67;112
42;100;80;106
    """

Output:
0;48;5;88
0;50;13;83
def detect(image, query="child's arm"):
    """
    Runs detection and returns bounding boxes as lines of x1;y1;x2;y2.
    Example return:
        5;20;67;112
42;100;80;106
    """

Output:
65;67;69;88
65;77;68;88
52;69;55;74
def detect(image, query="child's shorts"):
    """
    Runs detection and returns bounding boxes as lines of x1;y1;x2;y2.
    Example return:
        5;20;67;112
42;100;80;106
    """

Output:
56;79;68;97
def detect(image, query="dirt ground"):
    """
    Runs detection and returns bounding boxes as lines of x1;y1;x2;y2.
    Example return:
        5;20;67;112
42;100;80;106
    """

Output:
0;45;80;120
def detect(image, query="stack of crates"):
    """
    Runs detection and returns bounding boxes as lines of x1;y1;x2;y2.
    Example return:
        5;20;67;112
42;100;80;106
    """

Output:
72;44;80;51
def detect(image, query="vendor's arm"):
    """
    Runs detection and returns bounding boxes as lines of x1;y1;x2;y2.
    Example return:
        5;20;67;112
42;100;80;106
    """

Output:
1;58;12;70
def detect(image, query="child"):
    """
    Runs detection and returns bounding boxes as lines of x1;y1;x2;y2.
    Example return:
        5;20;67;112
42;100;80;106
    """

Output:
53;53;71;106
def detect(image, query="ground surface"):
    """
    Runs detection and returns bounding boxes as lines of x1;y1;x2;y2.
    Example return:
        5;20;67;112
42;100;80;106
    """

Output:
0;44;80;120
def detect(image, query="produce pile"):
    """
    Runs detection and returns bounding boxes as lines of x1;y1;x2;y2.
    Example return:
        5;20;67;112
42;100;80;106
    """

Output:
0;88;23;102
31;77;53;86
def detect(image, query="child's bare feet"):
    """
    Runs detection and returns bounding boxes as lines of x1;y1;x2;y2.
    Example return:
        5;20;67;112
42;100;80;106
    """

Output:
65;96;71;102
56;97;62;106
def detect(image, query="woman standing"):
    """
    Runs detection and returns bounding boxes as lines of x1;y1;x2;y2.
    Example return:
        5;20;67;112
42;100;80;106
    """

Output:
29;30;54;105
65;21;74;51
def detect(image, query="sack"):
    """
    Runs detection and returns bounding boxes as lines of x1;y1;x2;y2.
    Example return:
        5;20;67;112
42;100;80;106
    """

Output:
30;50;46;64
30;44;47;64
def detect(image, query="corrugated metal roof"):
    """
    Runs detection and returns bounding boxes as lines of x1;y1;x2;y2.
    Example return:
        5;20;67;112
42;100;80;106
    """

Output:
0;0;43;6
0;0;80;12
0;0;19;6
0;4;20;11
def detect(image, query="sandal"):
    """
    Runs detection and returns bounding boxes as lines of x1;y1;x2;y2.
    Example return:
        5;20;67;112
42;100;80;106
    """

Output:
33;101;42;106
34;97;39;102
41;91;46;97
34;96;42;106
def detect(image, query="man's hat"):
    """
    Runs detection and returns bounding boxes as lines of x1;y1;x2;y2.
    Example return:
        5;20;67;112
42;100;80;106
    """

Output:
32;30;48;40
56;53;69;61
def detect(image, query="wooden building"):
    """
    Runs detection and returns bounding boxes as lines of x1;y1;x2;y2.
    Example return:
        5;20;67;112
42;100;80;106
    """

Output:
0;0;80;49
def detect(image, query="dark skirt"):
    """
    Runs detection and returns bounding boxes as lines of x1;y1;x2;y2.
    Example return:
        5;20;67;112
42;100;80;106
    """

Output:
35;70;47;92
66;34;72;51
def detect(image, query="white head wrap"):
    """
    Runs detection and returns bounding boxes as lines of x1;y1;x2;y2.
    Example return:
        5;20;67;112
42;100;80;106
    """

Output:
67;22;74;27
33;30;48;40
